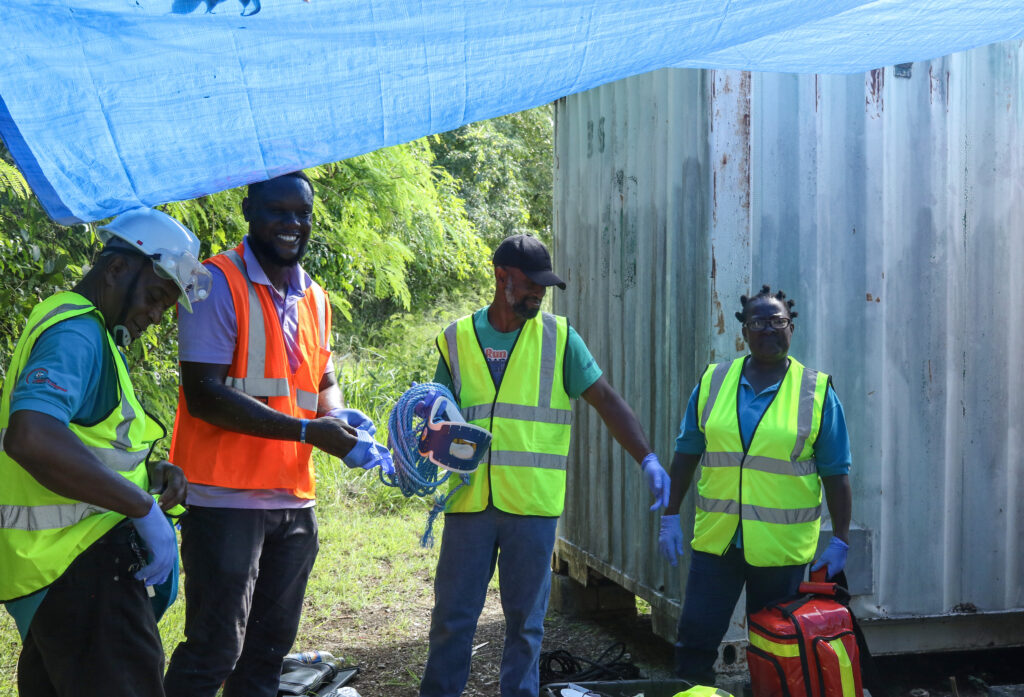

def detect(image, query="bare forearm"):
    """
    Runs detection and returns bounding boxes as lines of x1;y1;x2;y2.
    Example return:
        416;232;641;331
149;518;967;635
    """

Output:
600;402;652;463
666;451;701;515
6;411;152;518
186;379;304;441
821;474;852;543
317;369;344;417
583;377;652;464
180;362;358;458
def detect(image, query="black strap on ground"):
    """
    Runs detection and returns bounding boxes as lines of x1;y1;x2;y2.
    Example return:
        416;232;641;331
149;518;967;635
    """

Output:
831;570;887;697
539;641;642;685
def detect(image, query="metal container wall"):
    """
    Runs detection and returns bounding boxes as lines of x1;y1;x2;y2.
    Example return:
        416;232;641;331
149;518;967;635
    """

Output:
552;42;1024;655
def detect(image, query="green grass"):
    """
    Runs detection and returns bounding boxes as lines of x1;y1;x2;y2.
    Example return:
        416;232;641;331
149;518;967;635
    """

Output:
0;612;17;695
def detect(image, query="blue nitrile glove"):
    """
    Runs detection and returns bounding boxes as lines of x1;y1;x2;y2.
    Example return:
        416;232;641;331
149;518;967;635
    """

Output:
811;536;849;579
413;387;442;419
641;453;671;511
131;499;177;587
659;514;684;566
343;429;394;475
370;440;395;476
326;407;376;436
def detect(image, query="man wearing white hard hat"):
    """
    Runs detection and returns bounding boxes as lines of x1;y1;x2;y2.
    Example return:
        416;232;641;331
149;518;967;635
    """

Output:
0;207;211;697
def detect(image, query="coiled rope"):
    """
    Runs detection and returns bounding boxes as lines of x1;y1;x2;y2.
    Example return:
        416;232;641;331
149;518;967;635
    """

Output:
381;382;469;546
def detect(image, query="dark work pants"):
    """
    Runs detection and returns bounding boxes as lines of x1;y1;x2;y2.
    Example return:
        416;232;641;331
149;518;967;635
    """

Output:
675;547;806;683
18;523;165;697
163;506;318;697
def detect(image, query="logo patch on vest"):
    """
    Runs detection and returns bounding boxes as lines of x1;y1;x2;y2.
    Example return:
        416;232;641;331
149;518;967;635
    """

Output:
483;347;510;385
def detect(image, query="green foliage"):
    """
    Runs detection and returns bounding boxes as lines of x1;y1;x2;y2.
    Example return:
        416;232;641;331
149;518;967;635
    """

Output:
430;105;554;247
161;140;491;343
303;140;490;332
0;144;97;383
0;156;29;199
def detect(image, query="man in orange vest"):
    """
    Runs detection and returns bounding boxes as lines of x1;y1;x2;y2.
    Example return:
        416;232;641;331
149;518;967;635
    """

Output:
163;172;389;697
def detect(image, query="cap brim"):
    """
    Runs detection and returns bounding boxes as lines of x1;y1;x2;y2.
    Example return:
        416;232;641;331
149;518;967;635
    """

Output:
523;268;566;289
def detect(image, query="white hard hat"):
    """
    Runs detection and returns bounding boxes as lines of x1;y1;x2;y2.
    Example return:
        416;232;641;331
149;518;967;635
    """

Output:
97;208;212;312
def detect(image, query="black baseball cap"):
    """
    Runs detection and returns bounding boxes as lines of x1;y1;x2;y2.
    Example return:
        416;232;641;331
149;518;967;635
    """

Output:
492;234;566;289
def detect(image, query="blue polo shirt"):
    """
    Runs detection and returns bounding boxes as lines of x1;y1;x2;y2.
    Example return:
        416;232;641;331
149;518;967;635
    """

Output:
9;313;120;426
5;312;121;638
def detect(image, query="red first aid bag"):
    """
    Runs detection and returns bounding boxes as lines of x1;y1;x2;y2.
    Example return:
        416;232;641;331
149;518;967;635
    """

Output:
747;571;864;697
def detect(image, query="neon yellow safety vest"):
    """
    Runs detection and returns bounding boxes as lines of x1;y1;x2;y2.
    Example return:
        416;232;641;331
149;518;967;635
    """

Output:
693;356;830;567
672;687;735;697
436;312;572;516
0;292;163;602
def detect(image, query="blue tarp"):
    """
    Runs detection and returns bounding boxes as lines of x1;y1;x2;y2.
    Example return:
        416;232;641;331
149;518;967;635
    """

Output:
2;0;1023;224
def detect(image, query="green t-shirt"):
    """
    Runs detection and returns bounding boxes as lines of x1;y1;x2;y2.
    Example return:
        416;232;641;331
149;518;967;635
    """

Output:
433;307;602;399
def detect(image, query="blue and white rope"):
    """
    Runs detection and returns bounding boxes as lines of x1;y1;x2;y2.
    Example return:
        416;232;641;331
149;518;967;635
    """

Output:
381;382;469;546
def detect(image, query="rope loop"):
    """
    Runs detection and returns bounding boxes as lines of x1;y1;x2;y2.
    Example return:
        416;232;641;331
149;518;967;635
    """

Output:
382;382;469;546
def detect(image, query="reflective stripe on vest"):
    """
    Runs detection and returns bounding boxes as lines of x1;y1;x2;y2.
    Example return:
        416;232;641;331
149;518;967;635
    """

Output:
0;292;160;601
692;356;829;567
220;250;292;397
437;312;572;515
218;250;330;402
0;501;106;532
169;245;332;496
442;322;462;397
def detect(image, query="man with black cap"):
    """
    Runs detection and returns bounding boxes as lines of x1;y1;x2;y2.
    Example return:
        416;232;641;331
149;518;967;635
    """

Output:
420;234;671;697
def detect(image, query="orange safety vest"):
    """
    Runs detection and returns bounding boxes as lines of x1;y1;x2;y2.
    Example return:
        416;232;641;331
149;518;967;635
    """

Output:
170;243;332;498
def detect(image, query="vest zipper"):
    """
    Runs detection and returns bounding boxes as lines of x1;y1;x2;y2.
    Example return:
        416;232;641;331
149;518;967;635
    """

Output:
735;357;790;561
471;315;524;511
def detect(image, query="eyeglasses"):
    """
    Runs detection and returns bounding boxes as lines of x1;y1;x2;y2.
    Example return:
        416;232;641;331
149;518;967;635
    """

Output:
745;317;791;331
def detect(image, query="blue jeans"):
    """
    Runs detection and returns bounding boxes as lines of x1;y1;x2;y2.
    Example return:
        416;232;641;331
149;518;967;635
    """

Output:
675;547;806;682
419;508;558;697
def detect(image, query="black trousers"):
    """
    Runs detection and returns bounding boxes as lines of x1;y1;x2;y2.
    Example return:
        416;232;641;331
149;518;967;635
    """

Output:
675;547;806;683
163;506;318;697
18;523;165;697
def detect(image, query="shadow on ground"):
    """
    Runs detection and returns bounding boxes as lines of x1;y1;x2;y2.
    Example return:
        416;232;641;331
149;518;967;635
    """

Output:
292;585;1024;697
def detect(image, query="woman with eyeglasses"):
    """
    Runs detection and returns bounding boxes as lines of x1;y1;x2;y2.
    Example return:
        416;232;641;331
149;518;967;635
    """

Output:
657;285;853;685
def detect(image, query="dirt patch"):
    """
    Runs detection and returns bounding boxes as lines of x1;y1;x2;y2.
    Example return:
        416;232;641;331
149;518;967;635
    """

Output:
303;586;671;697
303;588;1024;697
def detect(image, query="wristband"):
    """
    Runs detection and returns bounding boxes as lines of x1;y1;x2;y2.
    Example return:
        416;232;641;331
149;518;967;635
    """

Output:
299;418;309;443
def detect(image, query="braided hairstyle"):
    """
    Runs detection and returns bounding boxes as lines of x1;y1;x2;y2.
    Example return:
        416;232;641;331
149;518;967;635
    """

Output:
735;284;798;323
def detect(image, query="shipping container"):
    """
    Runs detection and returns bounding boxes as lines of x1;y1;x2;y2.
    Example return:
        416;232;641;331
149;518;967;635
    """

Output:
551;40;1024;666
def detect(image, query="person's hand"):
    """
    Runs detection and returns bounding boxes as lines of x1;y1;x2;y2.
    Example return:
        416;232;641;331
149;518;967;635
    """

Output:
131;499;176;587
326;407;376;436
305;417;359;459
810;536;849;579
658;514;684;566
641;453;670;511
147;460;187;512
